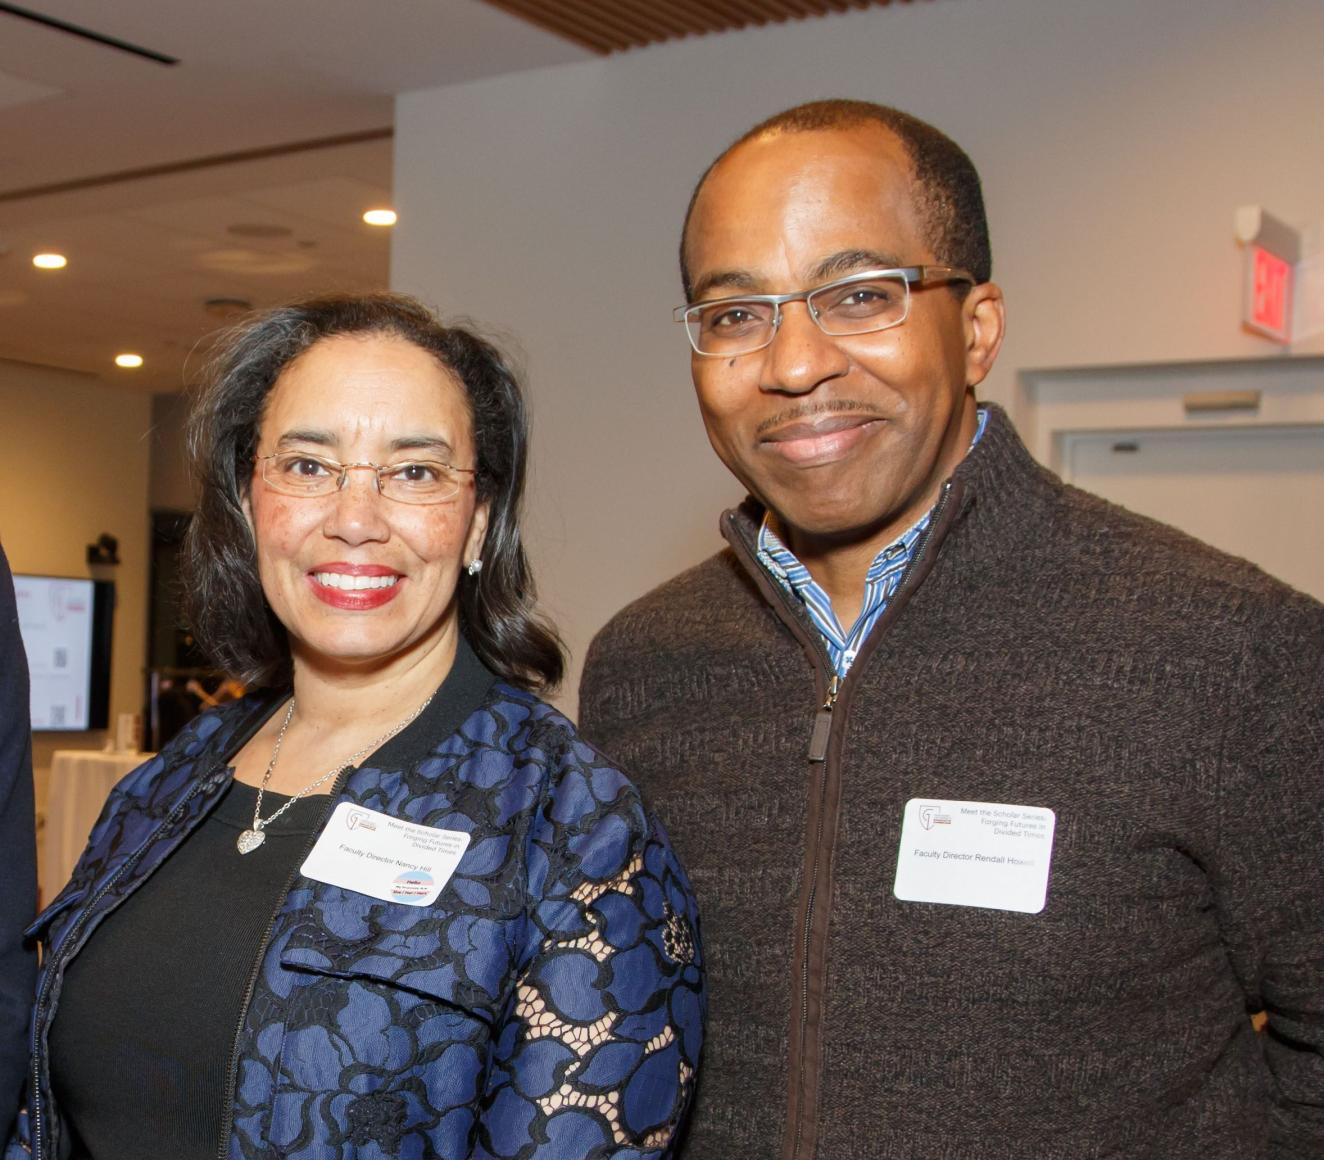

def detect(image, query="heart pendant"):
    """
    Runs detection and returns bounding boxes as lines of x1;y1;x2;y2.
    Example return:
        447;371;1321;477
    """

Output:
236;828;266;854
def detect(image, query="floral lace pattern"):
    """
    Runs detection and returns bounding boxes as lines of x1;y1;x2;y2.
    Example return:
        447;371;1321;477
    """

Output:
508;855;698;1149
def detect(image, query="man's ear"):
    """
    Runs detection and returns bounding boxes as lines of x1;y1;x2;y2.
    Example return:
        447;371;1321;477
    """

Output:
962;282;1006;389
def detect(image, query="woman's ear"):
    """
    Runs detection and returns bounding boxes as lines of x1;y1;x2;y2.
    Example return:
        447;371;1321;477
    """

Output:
464;500;490;571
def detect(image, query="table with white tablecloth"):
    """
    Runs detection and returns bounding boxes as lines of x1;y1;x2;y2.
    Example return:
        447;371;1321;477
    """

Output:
41;749;153;900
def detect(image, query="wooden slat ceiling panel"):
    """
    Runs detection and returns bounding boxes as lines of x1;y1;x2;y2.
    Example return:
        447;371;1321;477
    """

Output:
482;0;900;55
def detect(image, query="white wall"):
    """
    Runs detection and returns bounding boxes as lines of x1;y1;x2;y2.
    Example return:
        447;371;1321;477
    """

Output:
0;359;152;789
391;0;1324;711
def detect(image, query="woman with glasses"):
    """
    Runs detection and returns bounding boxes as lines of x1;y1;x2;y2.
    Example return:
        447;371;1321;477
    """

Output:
8;293;703;1160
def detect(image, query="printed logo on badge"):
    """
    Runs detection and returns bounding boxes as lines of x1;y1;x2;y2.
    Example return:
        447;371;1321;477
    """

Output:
918;803;952;830
301;802;471;907
894;797;1056;914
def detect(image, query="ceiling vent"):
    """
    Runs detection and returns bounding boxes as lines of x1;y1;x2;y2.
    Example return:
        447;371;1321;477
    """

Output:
480;0;903;54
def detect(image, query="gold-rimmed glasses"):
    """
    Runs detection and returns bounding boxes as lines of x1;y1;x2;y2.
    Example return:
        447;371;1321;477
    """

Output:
257;451;476;505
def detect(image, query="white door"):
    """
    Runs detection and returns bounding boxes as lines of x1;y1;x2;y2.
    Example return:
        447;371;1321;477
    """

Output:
1061;424;1324;602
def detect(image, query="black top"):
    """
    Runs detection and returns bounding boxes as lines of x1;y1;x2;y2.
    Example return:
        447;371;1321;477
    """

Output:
0;548;36;1141
46;639;497;1159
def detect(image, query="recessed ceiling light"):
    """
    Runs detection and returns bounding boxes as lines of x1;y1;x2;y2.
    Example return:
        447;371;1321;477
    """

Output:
227;223;292;239
362;209;397;227
114;353;144;369
33;253;67;269
203;297;253;319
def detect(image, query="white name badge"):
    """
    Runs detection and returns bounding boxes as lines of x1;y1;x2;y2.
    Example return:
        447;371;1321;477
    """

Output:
301;802;471;907
893;798;1056;914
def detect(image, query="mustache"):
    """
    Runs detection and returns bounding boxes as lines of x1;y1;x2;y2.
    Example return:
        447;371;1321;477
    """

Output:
755;399;886;436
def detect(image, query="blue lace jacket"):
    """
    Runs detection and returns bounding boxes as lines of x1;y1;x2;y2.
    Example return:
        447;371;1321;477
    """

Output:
9;650;704;1159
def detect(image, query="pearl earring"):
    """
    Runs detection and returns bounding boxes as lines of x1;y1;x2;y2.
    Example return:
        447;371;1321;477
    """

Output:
466;559;483;576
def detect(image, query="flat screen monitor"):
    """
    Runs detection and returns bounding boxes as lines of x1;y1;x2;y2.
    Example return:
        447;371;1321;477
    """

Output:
12;574;114;732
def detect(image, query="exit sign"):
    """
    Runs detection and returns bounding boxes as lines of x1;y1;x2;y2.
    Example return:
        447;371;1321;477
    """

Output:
1245;244;1293;343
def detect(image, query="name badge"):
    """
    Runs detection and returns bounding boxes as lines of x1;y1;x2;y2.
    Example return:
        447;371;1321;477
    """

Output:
893;798;1056;914
301;802;471;907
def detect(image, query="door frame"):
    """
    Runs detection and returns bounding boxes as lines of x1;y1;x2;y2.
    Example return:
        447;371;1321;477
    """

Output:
1015;354;1324;475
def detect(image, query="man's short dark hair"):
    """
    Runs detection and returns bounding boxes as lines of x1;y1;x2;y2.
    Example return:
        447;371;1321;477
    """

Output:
182;291;565;692
680;99;992;298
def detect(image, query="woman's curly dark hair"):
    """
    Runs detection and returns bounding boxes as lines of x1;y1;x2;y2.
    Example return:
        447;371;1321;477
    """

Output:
181;291;565;692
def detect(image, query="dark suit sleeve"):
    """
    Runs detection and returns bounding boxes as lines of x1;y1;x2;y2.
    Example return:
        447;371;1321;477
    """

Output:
0;548;37;1139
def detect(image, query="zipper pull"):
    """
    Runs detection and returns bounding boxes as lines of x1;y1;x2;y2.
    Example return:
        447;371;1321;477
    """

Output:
808;674;841;763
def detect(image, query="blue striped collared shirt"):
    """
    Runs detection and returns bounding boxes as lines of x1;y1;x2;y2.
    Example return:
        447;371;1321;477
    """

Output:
756;407;988;678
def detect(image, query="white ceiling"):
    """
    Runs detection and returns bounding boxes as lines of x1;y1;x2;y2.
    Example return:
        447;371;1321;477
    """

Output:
0;0;590;390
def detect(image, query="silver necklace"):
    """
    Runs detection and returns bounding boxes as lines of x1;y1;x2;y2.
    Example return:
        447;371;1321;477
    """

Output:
236;690;435;854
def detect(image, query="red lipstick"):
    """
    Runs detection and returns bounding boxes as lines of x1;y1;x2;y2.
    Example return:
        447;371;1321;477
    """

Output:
307;564;403;610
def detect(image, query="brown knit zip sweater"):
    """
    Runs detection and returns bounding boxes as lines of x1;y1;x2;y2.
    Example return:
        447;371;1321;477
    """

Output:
579;404;1324;1160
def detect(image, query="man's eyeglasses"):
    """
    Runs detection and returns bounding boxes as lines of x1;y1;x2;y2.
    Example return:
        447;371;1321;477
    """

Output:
257;451;476;505
674;266;975;357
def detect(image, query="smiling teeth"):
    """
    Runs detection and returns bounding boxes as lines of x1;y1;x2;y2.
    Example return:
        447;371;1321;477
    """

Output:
314;573;399;591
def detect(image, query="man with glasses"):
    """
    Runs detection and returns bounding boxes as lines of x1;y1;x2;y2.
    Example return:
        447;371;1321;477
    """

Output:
579;99;1324;1158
